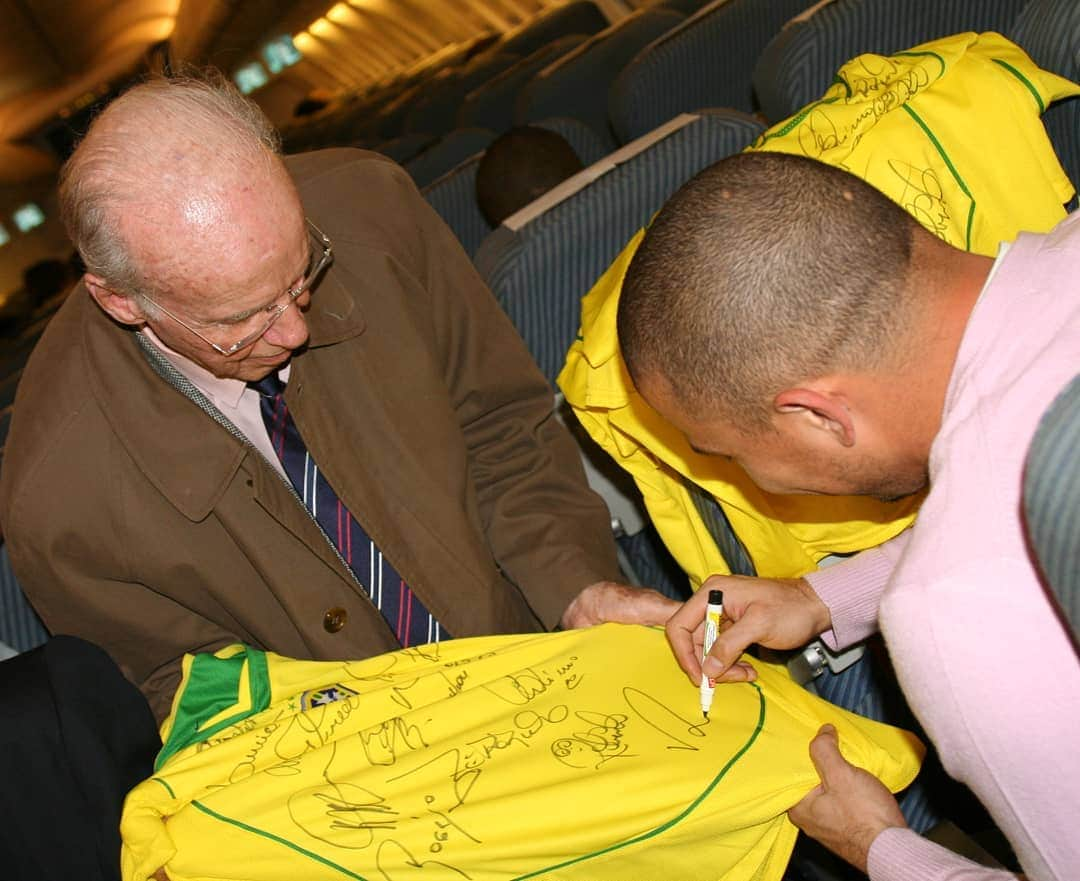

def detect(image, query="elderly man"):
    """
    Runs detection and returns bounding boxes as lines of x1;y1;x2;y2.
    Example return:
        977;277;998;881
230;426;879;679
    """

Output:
0;75;674;726
617;152;1079;881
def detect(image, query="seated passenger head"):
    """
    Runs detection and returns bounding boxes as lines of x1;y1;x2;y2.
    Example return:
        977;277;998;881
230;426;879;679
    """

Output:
476;125;584;227
60;72;316;383
617;151;975;502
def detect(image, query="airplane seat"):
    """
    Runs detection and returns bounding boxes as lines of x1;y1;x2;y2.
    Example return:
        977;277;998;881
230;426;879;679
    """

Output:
639;0;717;15
370;131;438;164
473;110;764;385
457;34;590;133
533;116;611;166
421;154;491;257
0;543;47;657
405;127;497;188
514;7;687;152
1024;372;1080;643
496;0;609;58
608;0;818;145
402;52;521;139
752;0;1030;125
1009;0;1080;212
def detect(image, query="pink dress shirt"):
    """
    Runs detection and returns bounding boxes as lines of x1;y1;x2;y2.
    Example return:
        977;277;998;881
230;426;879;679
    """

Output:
807;213;1080;881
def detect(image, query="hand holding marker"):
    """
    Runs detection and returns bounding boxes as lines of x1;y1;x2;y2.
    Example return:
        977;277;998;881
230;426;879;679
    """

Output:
700;589;723;718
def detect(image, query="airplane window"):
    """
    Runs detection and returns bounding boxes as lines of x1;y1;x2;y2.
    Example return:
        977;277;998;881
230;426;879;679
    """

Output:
262;35;302;74
12;203;44;233
234;62;270;95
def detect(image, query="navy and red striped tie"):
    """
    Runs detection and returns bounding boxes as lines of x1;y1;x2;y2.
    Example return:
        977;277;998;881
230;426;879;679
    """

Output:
250;373;447;647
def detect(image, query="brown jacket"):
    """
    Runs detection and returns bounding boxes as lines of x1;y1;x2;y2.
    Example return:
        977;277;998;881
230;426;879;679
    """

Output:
0;149;619;720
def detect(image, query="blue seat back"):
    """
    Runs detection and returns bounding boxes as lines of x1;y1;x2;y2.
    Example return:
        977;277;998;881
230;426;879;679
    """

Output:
609;0;817;143
516;7;686;149
0;544;47;655
475;111;765;382
1009;0;1080;209
402;53;521;137
753;0;1031;123
1024;373;1080;641
498;0;609;57
534;116;611;166
458;35;589;133
371;132;438;164
421;155;491;257
405;128;497;188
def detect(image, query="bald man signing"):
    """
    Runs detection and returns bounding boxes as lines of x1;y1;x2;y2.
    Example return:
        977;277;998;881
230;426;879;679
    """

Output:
0;75;674;723
618;153;1079;881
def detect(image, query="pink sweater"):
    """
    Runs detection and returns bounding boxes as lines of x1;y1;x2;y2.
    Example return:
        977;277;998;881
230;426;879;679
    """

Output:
806;213;1080;881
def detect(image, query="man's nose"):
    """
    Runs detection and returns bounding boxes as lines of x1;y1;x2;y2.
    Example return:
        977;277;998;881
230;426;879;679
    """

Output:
264;301;310;350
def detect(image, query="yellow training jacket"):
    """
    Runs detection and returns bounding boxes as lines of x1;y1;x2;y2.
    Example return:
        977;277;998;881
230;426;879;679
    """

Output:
558;32;1079;588
121;626;922;881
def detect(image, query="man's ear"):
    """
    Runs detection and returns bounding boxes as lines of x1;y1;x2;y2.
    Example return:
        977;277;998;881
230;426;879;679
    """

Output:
83;274;146;327
773;387;856;447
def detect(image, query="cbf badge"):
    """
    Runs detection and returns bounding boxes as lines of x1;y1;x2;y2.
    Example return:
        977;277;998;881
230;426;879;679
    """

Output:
299;683;359;710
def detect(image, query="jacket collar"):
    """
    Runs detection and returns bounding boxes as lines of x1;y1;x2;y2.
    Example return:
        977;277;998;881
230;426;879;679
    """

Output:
79;263;365;521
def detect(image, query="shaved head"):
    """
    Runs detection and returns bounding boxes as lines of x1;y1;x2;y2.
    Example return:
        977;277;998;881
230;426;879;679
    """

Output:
617;152;932;429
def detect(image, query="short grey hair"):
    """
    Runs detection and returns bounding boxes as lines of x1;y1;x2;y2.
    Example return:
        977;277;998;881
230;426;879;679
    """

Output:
59;71;282;301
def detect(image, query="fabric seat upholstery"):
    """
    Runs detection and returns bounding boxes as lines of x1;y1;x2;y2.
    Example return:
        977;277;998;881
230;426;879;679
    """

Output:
1024;373;1080;641
474;110;764;383
609;0;818;143
516;7;686;150
753;0;1031;123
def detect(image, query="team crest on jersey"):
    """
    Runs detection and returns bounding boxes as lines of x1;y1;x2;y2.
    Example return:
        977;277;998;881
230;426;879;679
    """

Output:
299;683;359;710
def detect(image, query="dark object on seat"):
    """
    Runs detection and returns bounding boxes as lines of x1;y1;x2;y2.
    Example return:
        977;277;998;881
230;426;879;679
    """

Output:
1024;373;1080;641
1009;0;1080;212
477;126;585;227
0;636;160;881
516;7;686;148
609;0;816;143
753;0;1030;124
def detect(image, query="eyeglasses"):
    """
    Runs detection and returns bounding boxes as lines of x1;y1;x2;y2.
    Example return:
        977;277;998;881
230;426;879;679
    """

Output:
141;219;333;357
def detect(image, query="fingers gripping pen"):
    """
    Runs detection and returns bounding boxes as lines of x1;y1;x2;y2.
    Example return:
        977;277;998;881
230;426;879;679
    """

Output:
700;589;723;719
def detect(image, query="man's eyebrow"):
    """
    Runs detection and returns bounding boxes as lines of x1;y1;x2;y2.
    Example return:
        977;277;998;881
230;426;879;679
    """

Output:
206;243;314;325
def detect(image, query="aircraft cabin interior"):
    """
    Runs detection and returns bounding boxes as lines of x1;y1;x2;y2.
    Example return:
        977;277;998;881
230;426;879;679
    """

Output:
0;1;1076;880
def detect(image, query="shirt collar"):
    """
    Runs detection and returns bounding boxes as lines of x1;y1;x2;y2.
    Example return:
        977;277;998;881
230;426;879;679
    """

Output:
140;325;290;408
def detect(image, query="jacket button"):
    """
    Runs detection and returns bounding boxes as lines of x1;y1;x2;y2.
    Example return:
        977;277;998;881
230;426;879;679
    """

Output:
323;607;348;633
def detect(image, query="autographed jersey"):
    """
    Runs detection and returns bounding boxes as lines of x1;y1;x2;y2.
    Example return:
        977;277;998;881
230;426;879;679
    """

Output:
121;624;921;881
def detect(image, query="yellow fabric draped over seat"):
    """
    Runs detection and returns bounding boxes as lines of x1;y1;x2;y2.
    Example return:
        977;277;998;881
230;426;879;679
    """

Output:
558;31;1080;588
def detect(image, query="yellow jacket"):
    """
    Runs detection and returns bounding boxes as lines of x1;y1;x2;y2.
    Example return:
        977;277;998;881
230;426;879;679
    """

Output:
558;32;1079;588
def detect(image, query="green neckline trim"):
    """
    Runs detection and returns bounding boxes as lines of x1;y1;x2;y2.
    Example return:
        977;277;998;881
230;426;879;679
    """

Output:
155;646;272;771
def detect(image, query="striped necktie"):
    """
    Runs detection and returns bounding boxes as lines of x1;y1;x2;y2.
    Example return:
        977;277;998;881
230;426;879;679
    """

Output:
249;372;447;647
